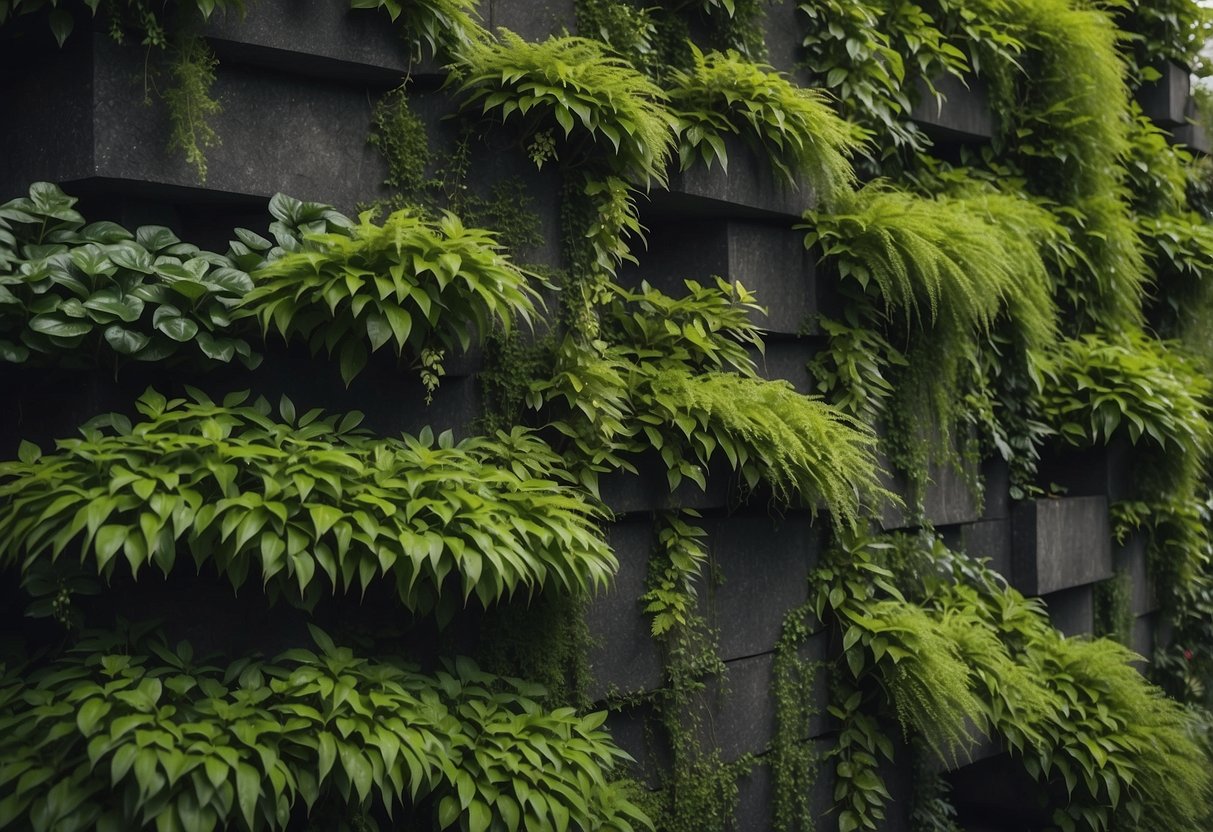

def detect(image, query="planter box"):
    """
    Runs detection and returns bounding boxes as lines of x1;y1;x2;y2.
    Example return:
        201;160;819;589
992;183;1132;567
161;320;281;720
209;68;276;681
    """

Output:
1040;584;1094;637
1137;61;1190;127
655;137;817;221
1036;440;1134;504
598;452;736;516
0;33;395;210
910;73;994;142
751;336;818;395
620;219;819;335
980;457;1011;521
1173;120;1213;155
1011;496;1112;596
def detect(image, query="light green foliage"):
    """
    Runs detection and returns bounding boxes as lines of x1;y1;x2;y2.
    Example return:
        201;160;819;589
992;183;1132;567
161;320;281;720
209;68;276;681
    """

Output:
640;510;708;637
816;533;1213;832
240;199;541;386
163;36;221;183
806;313;907;426
348;0;480;61
1038;332;1211;463
0;389;616;617
0;182;257;368
575;0;661;77
453;31;678;188
0;629;650;832
803;183;1057;350
1124;104;1190;216
665;46;859;200
983;0;1144;331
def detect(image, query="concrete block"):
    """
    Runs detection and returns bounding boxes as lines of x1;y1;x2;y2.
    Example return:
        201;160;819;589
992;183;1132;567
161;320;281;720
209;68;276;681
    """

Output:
759;0;812;85
202;0;416;84
947;518;1013;580
1137;61;1190;127
752;337;818;395
1131;613;1156;664
1173;120;1213;155
620;219;819;335
1;33;395;212
705;652;778;762
585;516;664;699
735;739;837;832
1041;584;1094;638
487;0;575;41
599;452;735;516
654;136;817;221
880;455;982;531
910;73;994;141
981;457;1011;521
1113;531;1157;616
1011;496;1112;596
702;512;820;661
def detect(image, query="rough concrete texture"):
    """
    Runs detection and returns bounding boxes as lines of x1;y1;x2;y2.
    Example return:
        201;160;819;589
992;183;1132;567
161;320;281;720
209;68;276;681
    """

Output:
911;73;994;141
1012;496;1112;596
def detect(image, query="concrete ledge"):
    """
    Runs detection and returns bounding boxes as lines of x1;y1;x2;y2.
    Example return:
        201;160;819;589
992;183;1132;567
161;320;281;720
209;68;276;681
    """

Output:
1040;584;1094;637
911;73;994;141
1137;61;1190;127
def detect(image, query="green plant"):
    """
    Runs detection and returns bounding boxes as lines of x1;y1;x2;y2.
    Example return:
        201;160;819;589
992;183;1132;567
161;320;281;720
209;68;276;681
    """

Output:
452;31;677;188
348;0;480;61
0;626;651;831
0;183;257;368
665;45;859;200
1138;212;1213;345
1094;568;1134;647
239;204;542;385
1114;0;1213;81
575;0;661;77
162;36;221;182
0;389;617;620
1037;332;1211;467
770;603;824;832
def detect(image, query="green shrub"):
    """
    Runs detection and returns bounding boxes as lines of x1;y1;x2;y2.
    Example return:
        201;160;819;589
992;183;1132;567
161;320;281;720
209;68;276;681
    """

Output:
1038;332;1211;462
0;628;650;831
349;0;480;60
665;45;859;200
0;183;257;368
0;389;616;618
452;30;677;187
240;204;541;385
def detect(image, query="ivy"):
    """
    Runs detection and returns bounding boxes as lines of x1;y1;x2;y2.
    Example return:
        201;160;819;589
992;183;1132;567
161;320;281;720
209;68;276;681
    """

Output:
0;627;651;831
0;389;617;620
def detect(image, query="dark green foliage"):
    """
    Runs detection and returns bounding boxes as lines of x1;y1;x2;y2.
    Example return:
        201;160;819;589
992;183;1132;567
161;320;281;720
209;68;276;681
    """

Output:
0;183;257;368
240;199;541;386
666;46;859;200
0;628;650;831
1094;569;1134;647
1114;0;1212;80
0;389;617;617
368;87;431;201
453;31;678;188
1139;212;1213;346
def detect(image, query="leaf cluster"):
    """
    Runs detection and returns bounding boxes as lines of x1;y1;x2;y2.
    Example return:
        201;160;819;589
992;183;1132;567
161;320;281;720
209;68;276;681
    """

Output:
453;30;677;188
0;183;257;368
0;629;650;832
665;45;859;201
1037;331;1212;460
239;202;541;386
348;0;479;62
0;389;616;618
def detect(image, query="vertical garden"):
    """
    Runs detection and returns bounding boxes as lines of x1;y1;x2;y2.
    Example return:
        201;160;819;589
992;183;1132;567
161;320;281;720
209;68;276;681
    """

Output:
2;0;1213;829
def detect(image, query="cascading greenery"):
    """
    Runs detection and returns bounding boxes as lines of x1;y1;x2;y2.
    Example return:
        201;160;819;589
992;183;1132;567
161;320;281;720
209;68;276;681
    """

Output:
0;627;650;832
0;389;617;619
809;532;1213;832
801;181;1059;500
